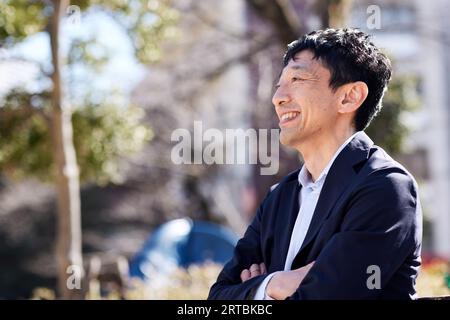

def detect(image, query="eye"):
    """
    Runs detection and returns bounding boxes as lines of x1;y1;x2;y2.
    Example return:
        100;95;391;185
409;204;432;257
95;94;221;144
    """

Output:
292;77;304;83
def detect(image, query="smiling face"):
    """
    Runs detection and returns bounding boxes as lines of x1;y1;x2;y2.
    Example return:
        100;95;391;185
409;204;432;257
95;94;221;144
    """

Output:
273;50;341;149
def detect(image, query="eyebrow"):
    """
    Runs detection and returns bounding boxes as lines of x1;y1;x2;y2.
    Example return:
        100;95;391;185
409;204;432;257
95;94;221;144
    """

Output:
274;64;315;87
290;65;309;71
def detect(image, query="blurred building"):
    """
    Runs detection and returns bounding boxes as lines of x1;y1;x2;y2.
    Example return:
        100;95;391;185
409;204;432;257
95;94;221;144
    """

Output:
350;0;450;258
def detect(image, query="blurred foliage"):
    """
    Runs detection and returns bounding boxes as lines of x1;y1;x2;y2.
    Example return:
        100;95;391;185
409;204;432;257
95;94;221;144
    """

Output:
124;263;223;300
0;0;179;64
72;101;152;184
0;89;152;184
91;0;180;64
31;263;223;300
0;0;49;46
365;75;420;155
417;261;450;298
0;0;177;185
30;261;450;299
0;90;53;180
67;37;109;71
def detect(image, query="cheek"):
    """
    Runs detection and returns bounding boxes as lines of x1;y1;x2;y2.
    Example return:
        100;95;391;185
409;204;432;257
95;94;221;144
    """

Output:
313;90;336;115
305;97;335;127
298;86;328;105
293;87;335;121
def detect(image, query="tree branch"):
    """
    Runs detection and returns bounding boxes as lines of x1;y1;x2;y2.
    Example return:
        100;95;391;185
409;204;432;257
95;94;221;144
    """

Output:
246;0;306;44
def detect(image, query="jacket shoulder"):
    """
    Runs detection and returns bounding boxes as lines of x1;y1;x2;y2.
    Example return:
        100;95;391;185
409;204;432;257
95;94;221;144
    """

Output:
365;146;418;187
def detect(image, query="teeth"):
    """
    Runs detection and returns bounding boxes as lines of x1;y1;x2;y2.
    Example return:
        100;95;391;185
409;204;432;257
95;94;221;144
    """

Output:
281;112;299;121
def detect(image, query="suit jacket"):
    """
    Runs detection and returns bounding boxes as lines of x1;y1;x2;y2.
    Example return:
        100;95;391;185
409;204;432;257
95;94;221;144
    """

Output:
208;132;422;300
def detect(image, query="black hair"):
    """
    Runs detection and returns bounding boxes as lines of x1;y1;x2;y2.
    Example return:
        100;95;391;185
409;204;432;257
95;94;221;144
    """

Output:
283;28;392;131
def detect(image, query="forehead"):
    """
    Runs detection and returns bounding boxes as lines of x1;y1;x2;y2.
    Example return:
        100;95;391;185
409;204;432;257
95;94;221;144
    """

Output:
282;50;324;75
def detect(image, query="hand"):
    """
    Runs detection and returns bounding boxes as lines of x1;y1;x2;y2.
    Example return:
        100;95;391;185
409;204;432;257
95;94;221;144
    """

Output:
266;261;315;300
240;263;267;282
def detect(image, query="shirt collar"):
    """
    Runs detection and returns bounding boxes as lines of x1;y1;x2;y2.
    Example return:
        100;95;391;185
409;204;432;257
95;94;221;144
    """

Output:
298;132;361;188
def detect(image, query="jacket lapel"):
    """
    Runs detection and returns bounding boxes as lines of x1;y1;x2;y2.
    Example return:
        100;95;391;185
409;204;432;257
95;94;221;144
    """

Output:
295;132;374;257
276;179;301;270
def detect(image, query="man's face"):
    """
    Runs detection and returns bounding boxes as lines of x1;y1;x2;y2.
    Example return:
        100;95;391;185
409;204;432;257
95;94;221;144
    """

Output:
272;50;340;148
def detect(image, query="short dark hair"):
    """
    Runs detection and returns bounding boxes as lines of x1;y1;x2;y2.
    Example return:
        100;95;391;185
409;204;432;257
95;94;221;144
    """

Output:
283;28;392;131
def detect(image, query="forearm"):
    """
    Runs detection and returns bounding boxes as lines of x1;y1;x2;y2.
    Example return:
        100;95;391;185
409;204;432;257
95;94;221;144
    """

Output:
253;272;278;300
208;274;266;300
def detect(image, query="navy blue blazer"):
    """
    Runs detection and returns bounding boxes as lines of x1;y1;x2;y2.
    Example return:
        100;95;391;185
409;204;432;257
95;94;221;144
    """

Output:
208;132;422;300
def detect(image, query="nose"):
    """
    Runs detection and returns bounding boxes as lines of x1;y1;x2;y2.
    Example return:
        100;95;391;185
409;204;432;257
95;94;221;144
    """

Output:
272;85;291;108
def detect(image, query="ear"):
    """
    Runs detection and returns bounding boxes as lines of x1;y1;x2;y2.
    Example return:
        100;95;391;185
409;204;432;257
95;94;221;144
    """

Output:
337;81;369;114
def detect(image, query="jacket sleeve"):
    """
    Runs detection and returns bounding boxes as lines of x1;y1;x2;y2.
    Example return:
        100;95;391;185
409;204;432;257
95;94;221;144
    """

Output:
208;197;268;300
287;170;422;300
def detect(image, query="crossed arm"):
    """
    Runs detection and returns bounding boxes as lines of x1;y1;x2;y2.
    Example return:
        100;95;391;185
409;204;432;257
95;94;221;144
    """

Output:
240;261;315;300
207;193;317;300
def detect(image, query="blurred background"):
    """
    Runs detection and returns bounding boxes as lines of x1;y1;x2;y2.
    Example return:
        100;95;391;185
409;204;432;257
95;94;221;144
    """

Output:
0;0;449;299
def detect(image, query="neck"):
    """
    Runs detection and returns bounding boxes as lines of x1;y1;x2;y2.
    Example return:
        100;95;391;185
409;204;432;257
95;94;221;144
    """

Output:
298;128;356;182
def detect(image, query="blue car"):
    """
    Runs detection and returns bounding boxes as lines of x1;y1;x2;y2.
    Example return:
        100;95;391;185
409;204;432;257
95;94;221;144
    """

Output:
129;218;238;280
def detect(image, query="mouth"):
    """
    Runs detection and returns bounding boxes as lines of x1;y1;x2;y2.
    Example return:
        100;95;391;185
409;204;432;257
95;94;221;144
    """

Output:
279;111;300;127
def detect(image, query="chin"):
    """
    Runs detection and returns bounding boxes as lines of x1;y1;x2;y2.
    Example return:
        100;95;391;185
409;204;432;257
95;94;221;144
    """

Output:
280;131;301;148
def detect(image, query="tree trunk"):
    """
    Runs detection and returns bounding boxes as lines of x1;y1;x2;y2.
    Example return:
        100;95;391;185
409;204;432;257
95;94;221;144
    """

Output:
316;0;352;28
49;0;84;299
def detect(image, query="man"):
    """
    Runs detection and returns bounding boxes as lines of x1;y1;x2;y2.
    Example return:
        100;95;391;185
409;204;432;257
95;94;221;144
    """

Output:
208;28;422;300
